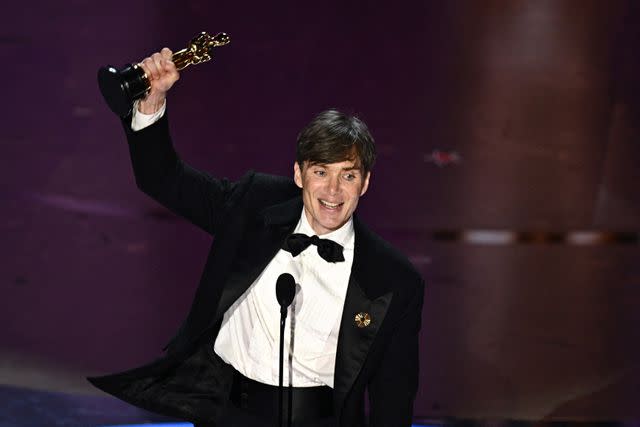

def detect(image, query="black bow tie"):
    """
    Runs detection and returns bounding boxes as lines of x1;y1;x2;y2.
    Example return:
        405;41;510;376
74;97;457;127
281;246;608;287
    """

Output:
282;233;345;263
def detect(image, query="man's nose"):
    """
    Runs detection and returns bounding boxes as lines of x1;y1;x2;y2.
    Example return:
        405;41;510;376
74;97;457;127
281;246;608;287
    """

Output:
327;175;341;194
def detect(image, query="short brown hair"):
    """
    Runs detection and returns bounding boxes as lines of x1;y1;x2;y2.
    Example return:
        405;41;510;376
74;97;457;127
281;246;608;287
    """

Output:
296;109;376;174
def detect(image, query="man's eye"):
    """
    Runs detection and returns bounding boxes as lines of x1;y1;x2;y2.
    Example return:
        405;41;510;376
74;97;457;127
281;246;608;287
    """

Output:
314;170;326;177
344;173;357;181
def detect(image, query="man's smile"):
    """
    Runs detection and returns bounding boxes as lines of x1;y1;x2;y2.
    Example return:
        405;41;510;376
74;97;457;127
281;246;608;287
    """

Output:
318;199;344;210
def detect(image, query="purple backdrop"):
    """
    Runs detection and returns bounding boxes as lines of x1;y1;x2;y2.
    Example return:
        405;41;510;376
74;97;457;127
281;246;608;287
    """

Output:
2;0;640;421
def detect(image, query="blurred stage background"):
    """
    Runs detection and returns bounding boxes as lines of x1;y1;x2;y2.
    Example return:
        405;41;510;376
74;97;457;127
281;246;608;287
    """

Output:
1;0;640;426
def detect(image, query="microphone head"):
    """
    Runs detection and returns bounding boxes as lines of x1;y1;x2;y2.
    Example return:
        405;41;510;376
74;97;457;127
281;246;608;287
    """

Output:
276;273;296;308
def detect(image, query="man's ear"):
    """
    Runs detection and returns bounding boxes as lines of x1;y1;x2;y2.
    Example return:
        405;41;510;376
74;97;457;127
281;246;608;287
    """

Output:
293;162;303;189
360;171;371;196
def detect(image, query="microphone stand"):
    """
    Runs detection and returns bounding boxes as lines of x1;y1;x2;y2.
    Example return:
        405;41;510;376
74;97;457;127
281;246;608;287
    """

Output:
276;273;295;427
279;304;287;427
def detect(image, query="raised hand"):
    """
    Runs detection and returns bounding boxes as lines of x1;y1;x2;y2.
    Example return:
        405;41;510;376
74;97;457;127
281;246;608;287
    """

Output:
137;48;180;114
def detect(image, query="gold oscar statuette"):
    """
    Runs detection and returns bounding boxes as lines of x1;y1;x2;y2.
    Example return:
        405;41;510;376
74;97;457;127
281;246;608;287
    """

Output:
98;31;230;117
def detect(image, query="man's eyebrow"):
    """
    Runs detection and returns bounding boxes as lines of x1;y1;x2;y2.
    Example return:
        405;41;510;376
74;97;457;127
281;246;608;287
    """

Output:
309;162;360;170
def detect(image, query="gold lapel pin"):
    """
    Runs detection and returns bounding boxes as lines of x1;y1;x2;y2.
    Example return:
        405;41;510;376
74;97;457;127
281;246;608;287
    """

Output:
354;312;371;328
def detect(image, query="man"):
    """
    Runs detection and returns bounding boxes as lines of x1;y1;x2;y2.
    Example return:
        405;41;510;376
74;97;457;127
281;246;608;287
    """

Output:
89;48;425;427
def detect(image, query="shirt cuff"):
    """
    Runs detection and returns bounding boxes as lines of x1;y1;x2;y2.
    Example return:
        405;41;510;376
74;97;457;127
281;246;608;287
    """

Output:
131;99;166;131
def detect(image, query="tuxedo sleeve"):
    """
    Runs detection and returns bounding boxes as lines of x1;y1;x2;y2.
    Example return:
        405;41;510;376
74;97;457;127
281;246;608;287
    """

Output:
122;112;242;235
368;281;425;427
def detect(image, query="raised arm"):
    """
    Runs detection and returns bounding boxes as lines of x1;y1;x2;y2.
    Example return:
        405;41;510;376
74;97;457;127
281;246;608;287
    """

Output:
122;48;240;235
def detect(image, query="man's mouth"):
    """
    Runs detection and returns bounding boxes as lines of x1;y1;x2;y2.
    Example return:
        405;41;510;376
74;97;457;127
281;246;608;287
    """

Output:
319;199;343;210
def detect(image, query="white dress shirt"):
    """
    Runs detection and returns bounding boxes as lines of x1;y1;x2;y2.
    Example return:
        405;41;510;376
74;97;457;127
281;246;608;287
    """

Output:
214;210;354;388
131;104;355;388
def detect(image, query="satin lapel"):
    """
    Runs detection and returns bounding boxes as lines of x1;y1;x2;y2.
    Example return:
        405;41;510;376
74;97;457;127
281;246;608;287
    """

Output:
333;218;393;414
213;197;302;322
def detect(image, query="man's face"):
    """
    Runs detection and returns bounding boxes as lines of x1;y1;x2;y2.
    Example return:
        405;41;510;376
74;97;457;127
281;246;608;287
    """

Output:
294;159;370;236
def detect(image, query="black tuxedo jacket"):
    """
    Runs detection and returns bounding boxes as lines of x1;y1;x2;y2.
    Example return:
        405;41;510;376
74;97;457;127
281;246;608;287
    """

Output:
89;113;425;426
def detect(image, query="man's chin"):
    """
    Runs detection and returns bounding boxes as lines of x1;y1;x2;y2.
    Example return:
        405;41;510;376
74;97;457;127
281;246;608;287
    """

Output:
318;218;348;233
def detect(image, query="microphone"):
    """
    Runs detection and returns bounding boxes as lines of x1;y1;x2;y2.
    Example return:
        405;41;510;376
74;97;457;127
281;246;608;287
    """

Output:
275;273;296;427
276;273;296;314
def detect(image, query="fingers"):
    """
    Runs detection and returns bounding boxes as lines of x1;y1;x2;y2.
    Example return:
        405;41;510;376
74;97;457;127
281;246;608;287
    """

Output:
160;48;178;78
161;47;172;60
139;48;175;81
138;57;154;81
137;48;179;100
140;53;162;81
